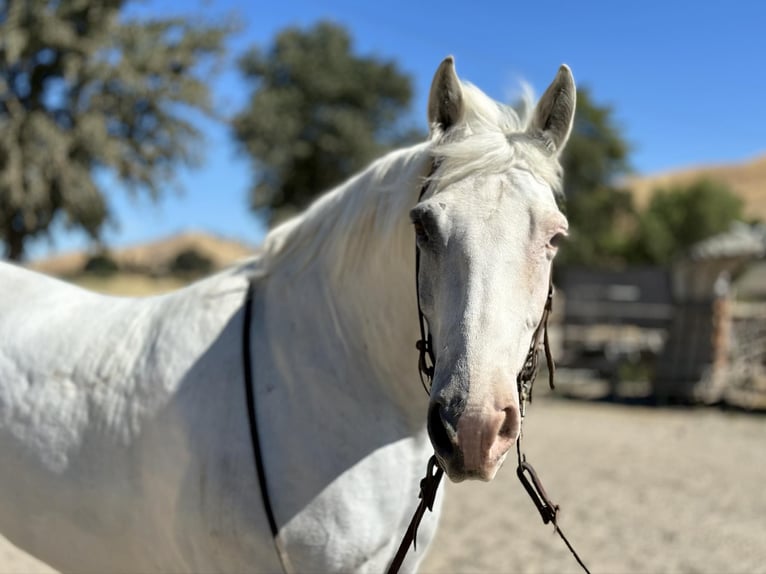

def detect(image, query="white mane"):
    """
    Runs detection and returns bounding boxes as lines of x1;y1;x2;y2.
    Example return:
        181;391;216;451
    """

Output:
252;141;432;280
253;81;564;279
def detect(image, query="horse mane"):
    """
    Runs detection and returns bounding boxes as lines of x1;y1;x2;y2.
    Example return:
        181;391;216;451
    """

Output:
252;80;564;279
251;141;432;279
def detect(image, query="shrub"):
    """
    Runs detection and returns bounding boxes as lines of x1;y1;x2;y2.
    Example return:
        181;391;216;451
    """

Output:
170;248;213;277
83;251;119;276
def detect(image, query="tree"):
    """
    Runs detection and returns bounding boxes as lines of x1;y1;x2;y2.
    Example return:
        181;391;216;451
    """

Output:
628;179;744;265
562;185;636;267
558;88;635;268
233;22;420;225
0;1;230;260
561;88;631;198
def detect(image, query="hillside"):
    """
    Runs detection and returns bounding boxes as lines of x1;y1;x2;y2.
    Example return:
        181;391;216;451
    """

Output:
29;231;256;277
628;153;766;221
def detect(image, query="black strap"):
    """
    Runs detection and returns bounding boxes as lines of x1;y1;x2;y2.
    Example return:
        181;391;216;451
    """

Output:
414;164;438;395
415;246;435;394
386;456;443;574
513;281;591;574
242;280;295;574
515;437;591;574
242;281;276;536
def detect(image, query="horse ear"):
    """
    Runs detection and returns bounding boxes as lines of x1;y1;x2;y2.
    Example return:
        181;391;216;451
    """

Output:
428;56;464;135
528;65;576;155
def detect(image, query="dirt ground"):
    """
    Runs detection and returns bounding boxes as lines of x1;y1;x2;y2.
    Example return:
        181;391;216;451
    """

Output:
2;397;765;574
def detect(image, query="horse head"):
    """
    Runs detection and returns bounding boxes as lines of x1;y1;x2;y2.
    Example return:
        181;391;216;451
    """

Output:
416;58;575;481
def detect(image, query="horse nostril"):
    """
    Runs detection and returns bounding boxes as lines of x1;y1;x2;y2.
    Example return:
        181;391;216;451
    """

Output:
498;406;521;442
427;402;456;459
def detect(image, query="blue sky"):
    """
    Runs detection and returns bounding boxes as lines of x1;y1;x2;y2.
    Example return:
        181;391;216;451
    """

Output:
29;0;766;259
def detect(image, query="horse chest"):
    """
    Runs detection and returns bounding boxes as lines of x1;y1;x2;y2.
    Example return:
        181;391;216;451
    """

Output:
277;435;442;573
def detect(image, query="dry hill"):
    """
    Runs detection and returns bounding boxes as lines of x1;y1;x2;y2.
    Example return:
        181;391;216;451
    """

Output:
29;231;256;277
628;154;766;221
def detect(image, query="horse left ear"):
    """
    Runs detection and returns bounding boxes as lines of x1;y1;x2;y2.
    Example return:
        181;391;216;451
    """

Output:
528;65;576;155
428;56;464;135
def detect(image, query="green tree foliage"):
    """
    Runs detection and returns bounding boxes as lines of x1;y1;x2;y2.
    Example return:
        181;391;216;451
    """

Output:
559;90;746;267
563;186;636;267
629;179;744;264
233;22;420;225
558;88;635;268
561;88;631;198
0;1;230;260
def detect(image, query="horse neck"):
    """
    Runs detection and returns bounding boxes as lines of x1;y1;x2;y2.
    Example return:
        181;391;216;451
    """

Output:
262;145;432;426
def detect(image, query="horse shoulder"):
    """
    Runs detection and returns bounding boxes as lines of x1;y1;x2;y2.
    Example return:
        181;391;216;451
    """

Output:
0;264;247;470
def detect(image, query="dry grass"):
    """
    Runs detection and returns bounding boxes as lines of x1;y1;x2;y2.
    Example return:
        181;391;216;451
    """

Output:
628;153;766;221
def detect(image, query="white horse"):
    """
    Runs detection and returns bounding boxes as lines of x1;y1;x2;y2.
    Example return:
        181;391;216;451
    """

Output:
0;57;575;573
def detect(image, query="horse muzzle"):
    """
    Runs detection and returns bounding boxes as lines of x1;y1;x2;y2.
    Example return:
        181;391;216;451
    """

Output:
427;399;521;481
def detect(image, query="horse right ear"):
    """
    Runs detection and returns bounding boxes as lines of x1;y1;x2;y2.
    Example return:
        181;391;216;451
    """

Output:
527;65;576;156
428;56;464;136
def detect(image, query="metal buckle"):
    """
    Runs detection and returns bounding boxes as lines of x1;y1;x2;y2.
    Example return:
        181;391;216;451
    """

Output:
516;455;559;525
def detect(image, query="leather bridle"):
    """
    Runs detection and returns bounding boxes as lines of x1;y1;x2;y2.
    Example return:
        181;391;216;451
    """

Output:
387;162;590;574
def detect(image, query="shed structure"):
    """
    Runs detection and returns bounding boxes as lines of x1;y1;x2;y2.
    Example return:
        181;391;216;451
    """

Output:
653;223;766;402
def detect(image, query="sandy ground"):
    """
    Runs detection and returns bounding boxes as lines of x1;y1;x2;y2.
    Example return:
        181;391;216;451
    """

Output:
1;396;764;574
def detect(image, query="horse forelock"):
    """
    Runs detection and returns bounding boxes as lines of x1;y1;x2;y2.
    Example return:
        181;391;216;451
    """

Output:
428;81;564;201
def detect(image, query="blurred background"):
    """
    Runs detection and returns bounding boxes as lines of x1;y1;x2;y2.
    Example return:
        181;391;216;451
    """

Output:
1;0;765;572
